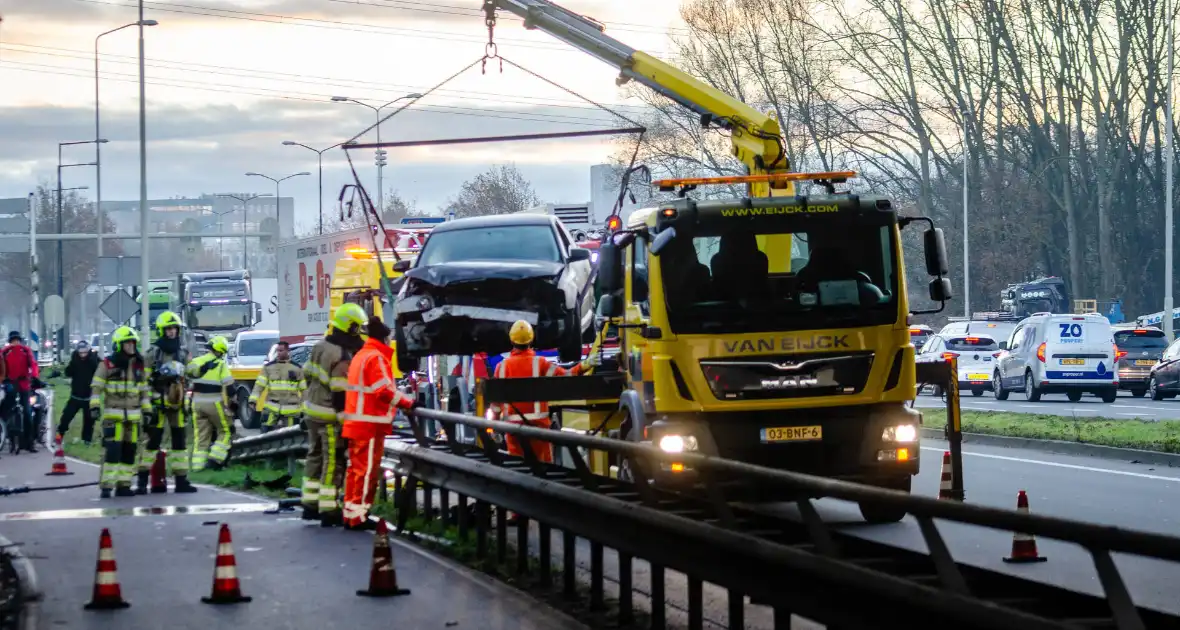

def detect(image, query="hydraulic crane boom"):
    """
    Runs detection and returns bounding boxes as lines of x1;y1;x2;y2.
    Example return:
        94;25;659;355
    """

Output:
486;0;793;195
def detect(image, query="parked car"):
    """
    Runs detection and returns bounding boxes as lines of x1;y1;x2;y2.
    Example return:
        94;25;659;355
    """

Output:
909;324;933;352
393;213;596;370
992;313;1118;402
1111;325;1167;397
916;333;1000;397
267;341;314;367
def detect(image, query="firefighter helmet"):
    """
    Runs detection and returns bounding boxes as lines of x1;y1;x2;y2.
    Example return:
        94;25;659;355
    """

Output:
155;310;182;333
111;326;139;346
331;303;367;334
209;336;229;355
509;320;535;346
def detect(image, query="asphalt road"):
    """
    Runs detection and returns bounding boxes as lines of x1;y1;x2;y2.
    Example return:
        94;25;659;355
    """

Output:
0;448;584;630
913;388;1180;419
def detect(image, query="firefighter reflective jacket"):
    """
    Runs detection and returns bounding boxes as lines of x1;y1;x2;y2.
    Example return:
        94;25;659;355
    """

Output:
185;353;233;404
145;344;190;409
341;338;414;440
250;359;305;416
490;348;583;422
302;338;352;422
90;355;150;420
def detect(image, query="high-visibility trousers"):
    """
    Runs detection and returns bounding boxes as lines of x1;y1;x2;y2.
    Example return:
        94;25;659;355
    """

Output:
98;412;140;489
303;418;345;515
504;417;554;464
136;407;189;475
343;436;384;527
191;398;231;472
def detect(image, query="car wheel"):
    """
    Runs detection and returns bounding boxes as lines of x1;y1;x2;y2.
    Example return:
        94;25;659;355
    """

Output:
993;372;1009;400
558;310;583;363
1024;372;1042;402
395;322;420;373
858;477;911;524
1066;391;1082;402
1151;376;1166;401
1131;388;1147;398
971;388;984;397
1099;388;1118;403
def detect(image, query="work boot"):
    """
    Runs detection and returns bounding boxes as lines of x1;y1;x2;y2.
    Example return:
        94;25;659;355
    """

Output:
207;460;225;472
100;487;112;499
320;511;343;528
173;475;198;493
301;504;320;521
114;485;135;498
135;471;149;495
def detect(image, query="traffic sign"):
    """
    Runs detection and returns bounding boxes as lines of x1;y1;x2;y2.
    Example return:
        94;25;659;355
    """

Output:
100;289;138;325
0;198;29;214
43;295;65;333
0;236;29;253
98;256;142;287
0;216;29;233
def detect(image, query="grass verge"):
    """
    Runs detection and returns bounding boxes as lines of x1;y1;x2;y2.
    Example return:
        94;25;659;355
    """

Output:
958;410;1180;453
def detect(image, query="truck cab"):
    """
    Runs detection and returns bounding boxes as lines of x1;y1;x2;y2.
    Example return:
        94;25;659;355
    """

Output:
591;183;952;522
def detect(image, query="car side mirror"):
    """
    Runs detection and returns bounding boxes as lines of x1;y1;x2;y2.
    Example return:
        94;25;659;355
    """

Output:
998;341;1008;350
923;227;950;276
254;302;262;324
649;227;677;256
598;292;624;318
392;259;412;273
568;248;592;262
928;277;953;302
596;241;624;294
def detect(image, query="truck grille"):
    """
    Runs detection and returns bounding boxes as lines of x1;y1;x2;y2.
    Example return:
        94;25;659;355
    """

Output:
699;352;874;401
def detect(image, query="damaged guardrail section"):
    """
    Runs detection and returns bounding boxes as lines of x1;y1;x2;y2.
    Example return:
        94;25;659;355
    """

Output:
231;410;1180;629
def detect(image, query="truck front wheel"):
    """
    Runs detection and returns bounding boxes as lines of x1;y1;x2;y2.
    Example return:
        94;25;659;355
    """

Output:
858;476;911;524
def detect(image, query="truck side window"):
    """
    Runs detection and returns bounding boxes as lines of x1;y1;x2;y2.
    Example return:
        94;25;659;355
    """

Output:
631;237;650;315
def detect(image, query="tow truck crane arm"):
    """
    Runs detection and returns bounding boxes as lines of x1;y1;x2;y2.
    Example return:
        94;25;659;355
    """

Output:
486;0;792;194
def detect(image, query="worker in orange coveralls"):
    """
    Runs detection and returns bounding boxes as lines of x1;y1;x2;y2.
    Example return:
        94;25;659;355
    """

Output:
341;316;419;531
488;320;598;463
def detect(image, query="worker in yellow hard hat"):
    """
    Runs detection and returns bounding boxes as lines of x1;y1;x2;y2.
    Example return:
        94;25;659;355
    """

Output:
487;320;598;463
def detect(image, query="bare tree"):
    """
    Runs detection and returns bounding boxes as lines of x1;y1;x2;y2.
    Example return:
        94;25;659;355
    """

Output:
446;164;541;218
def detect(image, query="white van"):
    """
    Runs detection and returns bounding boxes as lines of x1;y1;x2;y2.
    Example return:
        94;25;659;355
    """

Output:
993;313;1118;402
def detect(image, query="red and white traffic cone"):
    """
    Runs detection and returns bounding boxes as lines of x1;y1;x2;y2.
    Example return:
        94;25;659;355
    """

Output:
356;520;411;597
46;442;73;476
937;451;954;500
1003;490;1048;563
84;528;130;610
201;524;252;604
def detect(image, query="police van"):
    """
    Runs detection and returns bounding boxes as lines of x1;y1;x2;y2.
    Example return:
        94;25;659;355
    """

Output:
993;312;1118;403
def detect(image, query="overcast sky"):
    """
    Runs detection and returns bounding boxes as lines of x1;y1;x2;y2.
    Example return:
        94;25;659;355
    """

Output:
0;0;684;229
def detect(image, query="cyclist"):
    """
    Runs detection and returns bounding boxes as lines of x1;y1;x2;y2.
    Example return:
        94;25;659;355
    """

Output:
2;331;40;453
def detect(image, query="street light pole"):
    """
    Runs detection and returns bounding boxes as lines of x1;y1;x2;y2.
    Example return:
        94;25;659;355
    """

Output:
57;139;103;360
962;113;970;318
329;93;421;214
1166;0;1175;342
282;140;356;234
244;172;307;268
216;193;272;270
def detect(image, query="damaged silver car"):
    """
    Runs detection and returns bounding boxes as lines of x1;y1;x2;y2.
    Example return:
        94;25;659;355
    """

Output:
392;213;596;371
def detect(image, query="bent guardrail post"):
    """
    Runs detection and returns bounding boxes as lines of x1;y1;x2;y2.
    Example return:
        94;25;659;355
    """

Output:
916;358;965;500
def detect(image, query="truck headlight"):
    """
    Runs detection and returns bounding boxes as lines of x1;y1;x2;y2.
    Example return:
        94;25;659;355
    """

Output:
658;434;698;453
882;424;918;443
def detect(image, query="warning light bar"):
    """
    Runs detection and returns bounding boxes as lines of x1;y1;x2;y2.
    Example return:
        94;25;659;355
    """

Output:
652;171;857;190
346;247;374;259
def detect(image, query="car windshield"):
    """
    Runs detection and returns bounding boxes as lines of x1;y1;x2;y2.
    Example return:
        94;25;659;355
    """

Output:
1114;330;1168;349
289;345;311;366
657;216;897;334
238;338;276;356
188;303;252;330
417;225;560;265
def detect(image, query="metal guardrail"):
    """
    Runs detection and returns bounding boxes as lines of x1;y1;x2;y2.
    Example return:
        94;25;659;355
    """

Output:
229;411;1180;629
228;427;307;464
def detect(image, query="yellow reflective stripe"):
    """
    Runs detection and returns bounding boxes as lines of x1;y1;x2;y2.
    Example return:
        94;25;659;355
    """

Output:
303;401;337;419
305;362;329;385
256;375;270;387
329;377;349;392
267;382;301;390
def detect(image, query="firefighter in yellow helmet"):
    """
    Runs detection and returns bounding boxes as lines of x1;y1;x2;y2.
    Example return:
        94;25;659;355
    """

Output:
90;326;151;498
488;320;598;463
300;302;367;527
186;336;236;471
137;310;197;493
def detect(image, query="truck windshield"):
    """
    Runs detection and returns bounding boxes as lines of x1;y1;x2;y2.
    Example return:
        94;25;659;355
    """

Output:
657;218;897;334
416;225;560;265
188;303;252;330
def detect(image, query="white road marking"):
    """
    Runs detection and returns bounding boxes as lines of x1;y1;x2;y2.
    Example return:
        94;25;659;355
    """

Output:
919;446;1180;482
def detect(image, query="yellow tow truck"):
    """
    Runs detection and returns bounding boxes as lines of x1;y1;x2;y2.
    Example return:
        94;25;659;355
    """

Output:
329;242;425;320
469;0;954;523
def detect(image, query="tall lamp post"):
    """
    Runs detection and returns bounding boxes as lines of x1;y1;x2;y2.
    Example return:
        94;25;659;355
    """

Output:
49;185;91;360
1166;0;1175;342
58;140;105;360
95;19;157;264
281;140;357;234
329;93;421;213
216;193;272;270
245;172;307;269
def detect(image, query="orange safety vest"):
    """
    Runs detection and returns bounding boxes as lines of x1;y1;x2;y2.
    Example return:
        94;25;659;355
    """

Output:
341;338;414;440
491;348;582;423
